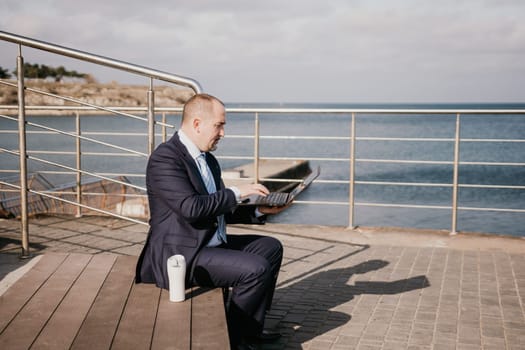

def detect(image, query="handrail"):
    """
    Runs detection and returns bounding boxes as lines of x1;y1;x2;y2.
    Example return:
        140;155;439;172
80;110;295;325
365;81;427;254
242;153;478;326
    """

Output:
2;106;524;199
3;104;525;115
0;31;203;93
1;31;204;257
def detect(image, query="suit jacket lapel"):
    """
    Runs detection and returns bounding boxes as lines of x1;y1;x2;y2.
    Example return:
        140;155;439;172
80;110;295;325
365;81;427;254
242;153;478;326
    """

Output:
171;133;209;194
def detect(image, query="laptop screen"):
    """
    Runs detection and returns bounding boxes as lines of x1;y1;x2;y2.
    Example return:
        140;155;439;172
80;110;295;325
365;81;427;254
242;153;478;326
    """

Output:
289;166;320;197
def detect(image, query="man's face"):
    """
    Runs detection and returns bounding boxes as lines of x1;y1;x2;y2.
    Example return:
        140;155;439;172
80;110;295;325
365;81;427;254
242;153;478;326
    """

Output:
197;101;226;152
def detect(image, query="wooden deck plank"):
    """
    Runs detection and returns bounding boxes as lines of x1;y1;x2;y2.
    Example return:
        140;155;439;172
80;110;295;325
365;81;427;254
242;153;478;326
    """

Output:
151;288;192;350
111;281;161;350
0;253;230;350
31;254;118;350
70;255;136;350
0;253;91;350
0;253;67;333
191;287;230;350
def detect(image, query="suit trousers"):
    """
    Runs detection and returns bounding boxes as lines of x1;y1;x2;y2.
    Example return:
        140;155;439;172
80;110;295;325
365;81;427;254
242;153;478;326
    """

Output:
192;234;283;342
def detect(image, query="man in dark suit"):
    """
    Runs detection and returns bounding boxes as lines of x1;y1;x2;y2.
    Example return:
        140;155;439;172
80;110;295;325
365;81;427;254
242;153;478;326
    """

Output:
136;93;285;349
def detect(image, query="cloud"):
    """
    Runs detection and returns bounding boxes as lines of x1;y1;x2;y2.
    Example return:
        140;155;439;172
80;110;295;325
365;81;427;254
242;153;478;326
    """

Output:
1;0;524;102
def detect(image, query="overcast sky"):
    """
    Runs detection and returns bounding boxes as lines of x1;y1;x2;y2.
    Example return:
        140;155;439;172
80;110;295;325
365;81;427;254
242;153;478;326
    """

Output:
1;0;524;103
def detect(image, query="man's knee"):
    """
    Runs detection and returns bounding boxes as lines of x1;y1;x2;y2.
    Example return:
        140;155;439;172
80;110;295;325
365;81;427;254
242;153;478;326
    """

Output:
264;236;283;264
259;236;283;255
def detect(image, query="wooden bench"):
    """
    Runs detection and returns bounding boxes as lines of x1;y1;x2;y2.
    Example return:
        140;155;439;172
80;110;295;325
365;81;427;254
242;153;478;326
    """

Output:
0;253;230;349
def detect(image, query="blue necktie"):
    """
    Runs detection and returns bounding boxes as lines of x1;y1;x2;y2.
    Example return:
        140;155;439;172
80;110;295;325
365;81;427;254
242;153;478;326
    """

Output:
197;153;227;244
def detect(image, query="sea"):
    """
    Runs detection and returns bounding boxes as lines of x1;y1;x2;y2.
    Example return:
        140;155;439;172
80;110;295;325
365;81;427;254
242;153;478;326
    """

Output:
1;102;524;237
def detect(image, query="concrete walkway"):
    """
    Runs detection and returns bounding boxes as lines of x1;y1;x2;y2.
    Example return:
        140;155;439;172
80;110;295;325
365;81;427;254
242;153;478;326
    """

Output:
1;215;524;350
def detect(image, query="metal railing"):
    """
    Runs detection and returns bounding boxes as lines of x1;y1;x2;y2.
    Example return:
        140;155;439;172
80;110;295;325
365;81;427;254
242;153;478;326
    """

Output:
2;31;525;258
0;31;201;257
2;105;525;234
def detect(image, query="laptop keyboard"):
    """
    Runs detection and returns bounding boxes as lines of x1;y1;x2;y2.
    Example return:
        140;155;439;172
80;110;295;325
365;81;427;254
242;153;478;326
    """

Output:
253;192;290;206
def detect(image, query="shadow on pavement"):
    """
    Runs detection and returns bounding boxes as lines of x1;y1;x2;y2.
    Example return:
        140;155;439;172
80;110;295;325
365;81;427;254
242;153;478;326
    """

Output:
269;259;430;349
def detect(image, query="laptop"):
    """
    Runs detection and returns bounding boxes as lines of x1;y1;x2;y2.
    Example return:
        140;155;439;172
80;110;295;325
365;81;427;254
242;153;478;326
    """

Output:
240;166;320;206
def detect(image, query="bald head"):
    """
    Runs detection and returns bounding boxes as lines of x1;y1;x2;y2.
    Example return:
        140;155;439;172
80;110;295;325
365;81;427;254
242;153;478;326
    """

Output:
180;93;226;152
182;94;224;126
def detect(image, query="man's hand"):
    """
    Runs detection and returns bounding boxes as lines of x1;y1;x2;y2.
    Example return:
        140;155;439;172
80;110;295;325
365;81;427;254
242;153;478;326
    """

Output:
236;183;270;198
236;183;291;215
257;202;292;215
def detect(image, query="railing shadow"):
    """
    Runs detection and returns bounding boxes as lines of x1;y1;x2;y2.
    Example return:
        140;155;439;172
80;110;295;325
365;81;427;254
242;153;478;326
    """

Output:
0;237;46;294
270;259;430;349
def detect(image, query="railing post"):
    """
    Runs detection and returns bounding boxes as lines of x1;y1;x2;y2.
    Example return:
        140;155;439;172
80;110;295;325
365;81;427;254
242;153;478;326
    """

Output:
348;112;357;229
254;112;260;183
75;111;82;217
147;78;155;155
162;112;167;143
450;113;461;235
16;45;30;258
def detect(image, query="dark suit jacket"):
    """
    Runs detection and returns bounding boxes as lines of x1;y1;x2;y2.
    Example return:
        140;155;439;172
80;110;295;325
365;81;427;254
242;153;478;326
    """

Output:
136;132;263;289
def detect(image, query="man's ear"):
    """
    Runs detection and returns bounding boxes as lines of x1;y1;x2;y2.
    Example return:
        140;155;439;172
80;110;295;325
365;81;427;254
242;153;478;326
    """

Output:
193;117;201;133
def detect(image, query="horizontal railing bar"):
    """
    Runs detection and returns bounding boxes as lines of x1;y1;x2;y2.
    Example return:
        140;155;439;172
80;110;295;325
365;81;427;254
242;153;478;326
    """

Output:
83;132;151;136
356;202;452;210
356;202;525;213
0;129;170;138
26;156;145;191
46;171;145;178
357;158;452;165
458;206;525;213
258;135;525;143
226;107;525;114
461;161;525;166
1;148;146;191
9;146;525;167
4;167;522;190
462;138;525;143
34;189;148;225
292;200;348;206
356;181;525;190
86;173;145;178
259;135;351;141
257;156;350;162
0;31;202;93
165;156;525;168
25;151;144;157
355;181;451;187
217;156;255;161
1;114;148;157
4;125;525;145
2;189;146;198
2;104;525;115
5;179;523;214
5;130;525;145
459;184;525;190
356;137;454;142
287;200;452;210
3;127;525;145
1;80;149;122
0;169;146;178
0;103;151;113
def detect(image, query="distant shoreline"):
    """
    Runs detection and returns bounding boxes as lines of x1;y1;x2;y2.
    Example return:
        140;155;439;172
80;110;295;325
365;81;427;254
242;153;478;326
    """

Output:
0;80;193;115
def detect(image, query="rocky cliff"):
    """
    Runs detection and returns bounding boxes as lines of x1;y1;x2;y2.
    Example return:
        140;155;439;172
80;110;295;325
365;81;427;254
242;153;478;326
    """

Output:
0;80;194;111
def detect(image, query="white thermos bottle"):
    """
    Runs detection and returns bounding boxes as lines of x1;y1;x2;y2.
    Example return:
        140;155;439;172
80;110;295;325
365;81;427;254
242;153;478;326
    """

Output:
167;254;186;302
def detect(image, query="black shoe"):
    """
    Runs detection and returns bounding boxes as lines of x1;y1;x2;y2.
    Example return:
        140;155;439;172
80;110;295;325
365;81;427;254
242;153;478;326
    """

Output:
246;330;282;343
235;339;259;350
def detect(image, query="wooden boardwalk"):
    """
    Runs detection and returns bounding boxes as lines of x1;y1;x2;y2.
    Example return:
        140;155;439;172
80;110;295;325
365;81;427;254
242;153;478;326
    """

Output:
0;253;229;350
